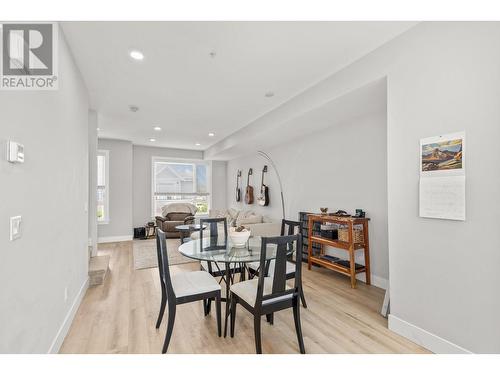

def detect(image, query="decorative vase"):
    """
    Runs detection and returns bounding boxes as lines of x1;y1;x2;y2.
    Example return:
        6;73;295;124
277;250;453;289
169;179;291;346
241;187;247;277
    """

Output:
229;227;251;248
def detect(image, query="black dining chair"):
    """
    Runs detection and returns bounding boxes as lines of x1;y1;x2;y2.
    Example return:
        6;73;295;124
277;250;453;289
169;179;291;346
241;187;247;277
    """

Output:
199;217;241;314
199;217;228;254
155;228;222;353
229;234;306;354
248;219;307;309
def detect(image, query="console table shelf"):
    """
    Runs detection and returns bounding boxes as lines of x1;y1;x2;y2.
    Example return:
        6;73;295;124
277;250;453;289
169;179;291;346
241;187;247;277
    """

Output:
307;214;371;289
309;235;366;250
313;256;366;276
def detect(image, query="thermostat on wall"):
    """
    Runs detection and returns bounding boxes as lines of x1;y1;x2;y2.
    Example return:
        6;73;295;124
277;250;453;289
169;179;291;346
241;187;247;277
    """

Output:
7;141;24;163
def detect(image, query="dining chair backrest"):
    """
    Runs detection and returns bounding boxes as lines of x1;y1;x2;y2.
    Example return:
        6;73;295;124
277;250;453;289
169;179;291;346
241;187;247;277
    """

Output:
156;228;175;299
199;217;228;250
280;219;302;254
256;234;303;308
281;219;301;236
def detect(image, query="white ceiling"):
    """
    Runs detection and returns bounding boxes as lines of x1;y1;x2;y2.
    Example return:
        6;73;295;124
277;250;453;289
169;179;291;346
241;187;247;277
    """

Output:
207;78;387;160
62;22;415;150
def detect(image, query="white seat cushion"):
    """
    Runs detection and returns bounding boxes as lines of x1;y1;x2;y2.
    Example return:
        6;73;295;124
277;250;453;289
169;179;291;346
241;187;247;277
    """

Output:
230;277;293;307
248;260;296;276
201;261;240;273
171;271;221;298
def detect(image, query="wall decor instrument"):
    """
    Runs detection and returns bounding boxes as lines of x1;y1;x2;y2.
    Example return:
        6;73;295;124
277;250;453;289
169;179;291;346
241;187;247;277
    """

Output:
235;170;242;202
245;168;254;204
257;165;270;206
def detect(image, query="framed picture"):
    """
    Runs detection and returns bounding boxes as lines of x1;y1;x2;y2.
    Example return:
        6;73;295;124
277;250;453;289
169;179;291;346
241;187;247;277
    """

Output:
420;131;465;176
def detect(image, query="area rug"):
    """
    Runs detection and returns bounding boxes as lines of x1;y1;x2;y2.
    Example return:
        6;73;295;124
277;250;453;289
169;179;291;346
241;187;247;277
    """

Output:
132;238;197;270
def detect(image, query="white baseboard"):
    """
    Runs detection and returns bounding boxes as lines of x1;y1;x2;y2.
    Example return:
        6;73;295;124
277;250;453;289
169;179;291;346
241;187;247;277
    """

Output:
47;277;89;354
97;235;133;243
356;273;388;290
388;314;472;354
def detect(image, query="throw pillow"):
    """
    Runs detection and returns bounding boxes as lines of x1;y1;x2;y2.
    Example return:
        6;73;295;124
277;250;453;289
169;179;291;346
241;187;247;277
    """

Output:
209;209;235;226
236;214;263;226
228;208;240;220
262;215;274;223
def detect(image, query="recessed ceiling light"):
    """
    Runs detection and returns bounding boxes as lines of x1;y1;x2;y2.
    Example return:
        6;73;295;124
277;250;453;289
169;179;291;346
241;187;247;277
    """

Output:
129;50;144;61
129;105;139;112
153;126;162;131
208;132;215;137
149;138;156;142
195;143;201;146
265;91;274;98
96;127;101;131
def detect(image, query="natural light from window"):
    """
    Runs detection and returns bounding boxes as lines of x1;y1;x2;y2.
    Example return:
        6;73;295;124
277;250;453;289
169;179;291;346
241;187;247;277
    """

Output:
97;150;109;223
152;159;210;217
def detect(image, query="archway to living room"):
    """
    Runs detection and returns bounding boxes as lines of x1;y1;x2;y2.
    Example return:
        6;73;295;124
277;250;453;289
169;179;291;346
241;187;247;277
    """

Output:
218;78;390;290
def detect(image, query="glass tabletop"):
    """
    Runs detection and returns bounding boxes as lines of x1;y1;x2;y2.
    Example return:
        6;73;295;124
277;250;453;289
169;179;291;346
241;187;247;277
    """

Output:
178;236;293;264
174;224;207;231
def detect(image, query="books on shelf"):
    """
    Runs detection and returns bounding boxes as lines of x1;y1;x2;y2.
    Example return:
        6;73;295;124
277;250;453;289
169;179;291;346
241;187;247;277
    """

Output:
319;254;340;263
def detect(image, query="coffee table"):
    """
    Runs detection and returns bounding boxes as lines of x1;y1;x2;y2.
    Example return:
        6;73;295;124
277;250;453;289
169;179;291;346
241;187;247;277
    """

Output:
175;224;207;244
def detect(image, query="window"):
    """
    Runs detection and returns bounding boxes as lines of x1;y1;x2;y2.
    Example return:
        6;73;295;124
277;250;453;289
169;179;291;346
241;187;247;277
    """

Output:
152;159;210;217
97;150;109;223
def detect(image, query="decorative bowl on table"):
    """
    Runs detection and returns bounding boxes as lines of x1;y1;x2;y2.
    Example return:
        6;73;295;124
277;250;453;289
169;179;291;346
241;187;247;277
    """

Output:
229;226;251;248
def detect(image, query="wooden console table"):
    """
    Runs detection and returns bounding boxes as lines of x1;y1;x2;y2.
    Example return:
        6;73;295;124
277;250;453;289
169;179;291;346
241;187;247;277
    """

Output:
307;214;371;288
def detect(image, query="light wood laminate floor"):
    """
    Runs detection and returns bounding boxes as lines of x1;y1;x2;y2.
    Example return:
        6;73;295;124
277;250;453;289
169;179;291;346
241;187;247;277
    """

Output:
60;241;429;354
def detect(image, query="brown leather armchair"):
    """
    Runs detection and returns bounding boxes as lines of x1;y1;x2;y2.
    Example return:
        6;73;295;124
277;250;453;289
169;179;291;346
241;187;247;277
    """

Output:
155;212;196;238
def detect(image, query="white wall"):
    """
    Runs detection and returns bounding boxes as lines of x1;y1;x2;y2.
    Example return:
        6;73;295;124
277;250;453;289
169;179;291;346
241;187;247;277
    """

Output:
88;111;98;255
0;28;90;353
214;22;500;353
384;23;500;354
226;111;388;286
97;139;133;241
211;160;227;211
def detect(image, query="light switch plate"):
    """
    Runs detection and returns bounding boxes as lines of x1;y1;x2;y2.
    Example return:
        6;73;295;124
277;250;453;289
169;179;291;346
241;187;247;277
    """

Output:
7;141;24;163
10;216;22;241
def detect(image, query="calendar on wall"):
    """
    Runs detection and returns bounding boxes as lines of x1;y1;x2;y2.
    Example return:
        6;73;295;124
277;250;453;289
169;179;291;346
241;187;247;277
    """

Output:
419;131;465;221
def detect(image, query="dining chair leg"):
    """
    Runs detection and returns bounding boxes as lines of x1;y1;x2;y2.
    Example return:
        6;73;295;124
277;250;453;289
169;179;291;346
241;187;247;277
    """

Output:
239;263;246;281
215;293;222;337
300;289;308;309
205;298;212;315
230;295;237;337
254;316;262;354
292;299;306;354
223;266;231;338
248;269;255;280
265;313;274;325
162;302;176;354
203;299;208;316
156;292;166;329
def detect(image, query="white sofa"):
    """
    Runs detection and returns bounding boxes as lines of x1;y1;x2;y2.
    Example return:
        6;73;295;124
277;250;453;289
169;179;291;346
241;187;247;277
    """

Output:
190;208;281;240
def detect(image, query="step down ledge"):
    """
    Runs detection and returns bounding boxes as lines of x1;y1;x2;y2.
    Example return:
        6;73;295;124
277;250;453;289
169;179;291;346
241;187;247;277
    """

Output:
89;255;110;287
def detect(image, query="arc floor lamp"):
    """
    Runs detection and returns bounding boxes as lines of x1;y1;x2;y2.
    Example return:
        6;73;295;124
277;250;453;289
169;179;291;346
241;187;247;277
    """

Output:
258;150;285;219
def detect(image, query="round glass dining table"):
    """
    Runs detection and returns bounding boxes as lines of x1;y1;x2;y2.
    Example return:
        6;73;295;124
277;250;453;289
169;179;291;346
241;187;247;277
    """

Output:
178;236;288;264
178;236;293;336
